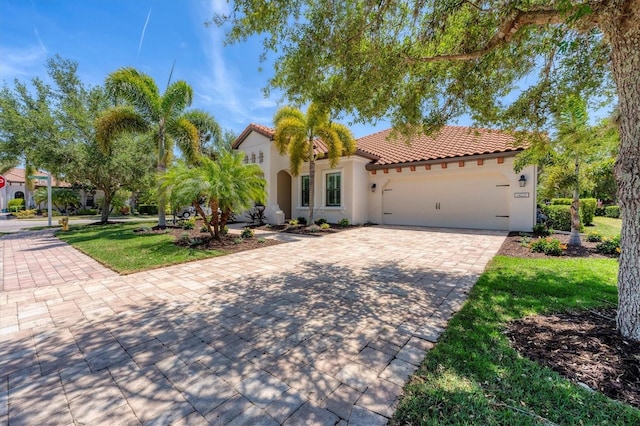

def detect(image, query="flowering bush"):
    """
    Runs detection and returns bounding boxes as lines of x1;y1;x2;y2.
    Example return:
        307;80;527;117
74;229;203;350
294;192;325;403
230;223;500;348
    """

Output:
530;237;566;256
596;234;621;256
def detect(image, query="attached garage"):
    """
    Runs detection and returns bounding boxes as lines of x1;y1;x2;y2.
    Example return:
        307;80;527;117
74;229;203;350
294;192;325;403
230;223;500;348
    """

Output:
381;172;511;230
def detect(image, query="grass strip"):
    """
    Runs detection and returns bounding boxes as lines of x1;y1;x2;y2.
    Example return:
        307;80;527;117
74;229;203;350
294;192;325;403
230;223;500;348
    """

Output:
392;256;638;425
56;222;224;274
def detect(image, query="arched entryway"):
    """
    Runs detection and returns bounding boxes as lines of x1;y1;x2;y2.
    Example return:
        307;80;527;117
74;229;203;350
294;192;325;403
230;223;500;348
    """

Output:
277;170;292;220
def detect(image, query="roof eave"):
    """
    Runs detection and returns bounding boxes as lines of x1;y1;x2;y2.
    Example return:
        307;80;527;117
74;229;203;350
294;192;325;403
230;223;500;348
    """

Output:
364;148;524;170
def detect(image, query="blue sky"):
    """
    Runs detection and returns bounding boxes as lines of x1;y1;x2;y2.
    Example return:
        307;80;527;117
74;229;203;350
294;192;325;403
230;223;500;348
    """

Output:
0;0;388;138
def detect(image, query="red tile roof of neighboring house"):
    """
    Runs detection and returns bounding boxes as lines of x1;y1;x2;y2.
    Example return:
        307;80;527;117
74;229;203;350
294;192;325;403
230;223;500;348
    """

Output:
234;124;524;166
1;168;71;187
356;126;524;166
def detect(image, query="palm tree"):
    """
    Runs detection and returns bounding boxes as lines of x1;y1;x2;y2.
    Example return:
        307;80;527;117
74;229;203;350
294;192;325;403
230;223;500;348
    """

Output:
95;67;200;228
273;103;356;224
162;151;266;240
554;96;596;247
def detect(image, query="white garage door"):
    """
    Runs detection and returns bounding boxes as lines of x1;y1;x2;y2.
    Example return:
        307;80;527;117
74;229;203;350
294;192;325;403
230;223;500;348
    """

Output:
382;172;510;230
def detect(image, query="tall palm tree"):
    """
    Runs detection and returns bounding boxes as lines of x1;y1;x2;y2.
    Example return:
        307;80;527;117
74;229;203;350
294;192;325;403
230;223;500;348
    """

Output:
273;103;356;224
95;67;200;228
162;151;266;240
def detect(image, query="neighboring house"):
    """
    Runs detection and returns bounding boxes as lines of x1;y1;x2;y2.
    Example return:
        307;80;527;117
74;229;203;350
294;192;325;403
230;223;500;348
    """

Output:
233;124;537;232
0;168;101;212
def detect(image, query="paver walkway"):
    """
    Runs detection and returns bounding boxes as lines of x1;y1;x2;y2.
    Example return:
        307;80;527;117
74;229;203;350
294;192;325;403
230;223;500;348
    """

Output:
0;226;506;425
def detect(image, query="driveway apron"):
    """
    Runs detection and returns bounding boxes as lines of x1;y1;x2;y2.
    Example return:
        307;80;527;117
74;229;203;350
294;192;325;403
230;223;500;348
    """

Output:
0;226;505;425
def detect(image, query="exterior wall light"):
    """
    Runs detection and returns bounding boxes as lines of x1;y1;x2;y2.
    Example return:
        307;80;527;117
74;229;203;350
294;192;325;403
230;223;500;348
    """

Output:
371;183;377;192
518;175;527;187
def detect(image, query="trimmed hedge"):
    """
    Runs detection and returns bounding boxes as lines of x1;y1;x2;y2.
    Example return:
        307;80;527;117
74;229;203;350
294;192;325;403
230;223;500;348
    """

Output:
541;205;572;231
547;198;596;226
581;198;597;226
550;198;572;205
8;198;25;212
605;205;620;218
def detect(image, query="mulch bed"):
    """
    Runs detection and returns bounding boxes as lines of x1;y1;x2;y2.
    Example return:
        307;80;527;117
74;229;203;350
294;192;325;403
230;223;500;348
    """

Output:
506;309;640;408
496;232;612;259
138;222;283;253
499;233;638;408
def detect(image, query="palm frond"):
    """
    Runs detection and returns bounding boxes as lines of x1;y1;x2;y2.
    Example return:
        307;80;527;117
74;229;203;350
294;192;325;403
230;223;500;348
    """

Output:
161;81;194;119
105;67;161;120
274;116;306;156
168;117;200;164
95;106;149;153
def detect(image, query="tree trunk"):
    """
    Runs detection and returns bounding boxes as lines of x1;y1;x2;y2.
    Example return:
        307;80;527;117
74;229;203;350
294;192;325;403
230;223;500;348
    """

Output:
100;193;112;223
568;158;581;246
209;199;221;241
194;203;214;238
605;8;640;340
157;124;167;228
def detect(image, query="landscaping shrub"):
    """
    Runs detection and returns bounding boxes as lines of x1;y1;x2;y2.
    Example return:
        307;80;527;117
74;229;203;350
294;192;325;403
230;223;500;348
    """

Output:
297;216;308;225
541;205;571;231
530;237;566;256
320;223;330;230
200;225;209;233
289;219;299;226
315;218;328;225
549;198;596;225
77;208;97;215
233;237;243;244
532;223;551;237
519;234;532;247
138;204;158;215
14;209;37;219
605;205;620;218
581;198;597;226
257;237;266;243
586;231;603;242
596;234;621;256
338;218;350;227
308;224;321;232
241;227;254;238
182;218;196;230
221;226;229;236
8;198;25;212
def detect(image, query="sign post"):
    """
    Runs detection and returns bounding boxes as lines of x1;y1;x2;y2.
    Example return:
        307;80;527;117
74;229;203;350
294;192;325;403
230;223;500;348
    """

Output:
28;174;52;226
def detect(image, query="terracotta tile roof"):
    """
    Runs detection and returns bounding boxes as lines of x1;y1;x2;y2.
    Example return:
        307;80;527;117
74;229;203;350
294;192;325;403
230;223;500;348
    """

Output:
232;124;275;149
1;168;71;187
234;123;523;166
356;126;524;166
234;123;379;159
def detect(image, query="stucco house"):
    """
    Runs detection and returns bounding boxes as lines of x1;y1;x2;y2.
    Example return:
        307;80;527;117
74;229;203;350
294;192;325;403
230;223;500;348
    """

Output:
0;168;101;212
233;124;537;232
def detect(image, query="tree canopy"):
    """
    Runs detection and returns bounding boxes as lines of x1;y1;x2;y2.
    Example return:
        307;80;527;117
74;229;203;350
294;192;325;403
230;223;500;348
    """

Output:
215;1;640;339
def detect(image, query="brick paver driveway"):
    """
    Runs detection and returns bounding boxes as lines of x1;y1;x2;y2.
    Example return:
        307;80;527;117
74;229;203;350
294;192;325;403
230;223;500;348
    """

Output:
0;226;505;425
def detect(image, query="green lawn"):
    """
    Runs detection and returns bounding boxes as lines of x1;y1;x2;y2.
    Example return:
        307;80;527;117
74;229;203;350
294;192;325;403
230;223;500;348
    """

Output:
392;256;639;425
56;222;225;274
586;216;622;238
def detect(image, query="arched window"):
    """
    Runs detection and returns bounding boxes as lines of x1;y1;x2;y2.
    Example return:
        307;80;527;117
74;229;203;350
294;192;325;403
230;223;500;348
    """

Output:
14;191;24;199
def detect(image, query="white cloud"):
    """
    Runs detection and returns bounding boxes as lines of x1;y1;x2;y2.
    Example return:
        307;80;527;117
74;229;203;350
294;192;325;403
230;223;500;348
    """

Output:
192;0;280;128
0;45;47;81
